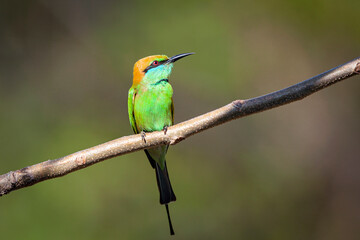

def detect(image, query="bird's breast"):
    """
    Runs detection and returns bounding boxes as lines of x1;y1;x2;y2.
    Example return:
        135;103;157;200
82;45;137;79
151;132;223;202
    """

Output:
134;83;173;132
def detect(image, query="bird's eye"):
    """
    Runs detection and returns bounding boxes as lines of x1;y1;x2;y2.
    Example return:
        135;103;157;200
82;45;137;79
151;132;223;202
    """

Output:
152;60;159;66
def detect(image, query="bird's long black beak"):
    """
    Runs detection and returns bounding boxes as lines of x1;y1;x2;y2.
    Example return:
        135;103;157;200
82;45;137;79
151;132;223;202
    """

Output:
167;52;195;63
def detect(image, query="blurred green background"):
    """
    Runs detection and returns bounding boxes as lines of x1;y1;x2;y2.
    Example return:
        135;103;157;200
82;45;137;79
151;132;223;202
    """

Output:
0;0;359;239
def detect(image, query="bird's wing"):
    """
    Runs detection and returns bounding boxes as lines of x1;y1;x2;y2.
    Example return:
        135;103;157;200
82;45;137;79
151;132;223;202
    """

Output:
171;98;174;125
128;87;138;134
129;87;157;169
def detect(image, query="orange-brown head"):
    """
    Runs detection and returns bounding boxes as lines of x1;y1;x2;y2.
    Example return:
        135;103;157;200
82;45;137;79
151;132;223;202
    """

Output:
132;53;195;87
132;55;168;87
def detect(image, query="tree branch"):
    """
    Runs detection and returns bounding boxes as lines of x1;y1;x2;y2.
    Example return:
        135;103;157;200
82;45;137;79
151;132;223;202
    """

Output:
1;57;359;197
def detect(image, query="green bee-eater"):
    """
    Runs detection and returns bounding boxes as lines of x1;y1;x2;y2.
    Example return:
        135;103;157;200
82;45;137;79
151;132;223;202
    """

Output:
128;53;194;235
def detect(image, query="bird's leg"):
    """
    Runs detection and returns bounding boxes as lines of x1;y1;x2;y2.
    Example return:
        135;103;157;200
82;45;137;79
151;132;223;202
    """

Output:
141;131;147;143
163;125;168;135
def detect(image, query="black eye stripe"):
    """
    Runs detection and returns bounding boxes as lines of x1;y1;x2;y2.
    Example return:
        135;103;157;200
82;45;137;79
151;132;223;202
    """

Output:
143;60;167;73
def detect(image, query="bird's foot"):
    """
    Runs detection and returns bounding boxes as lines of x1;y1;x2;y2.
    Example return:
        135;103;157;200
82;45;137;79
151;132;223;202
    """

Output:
163;126;168;135
141;131;147;143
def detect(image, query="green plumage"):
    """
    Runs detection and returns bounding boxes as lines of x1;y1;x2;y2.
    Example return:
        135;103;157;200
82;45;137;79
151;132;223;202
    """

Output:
128;64;174;169
128;53;194;235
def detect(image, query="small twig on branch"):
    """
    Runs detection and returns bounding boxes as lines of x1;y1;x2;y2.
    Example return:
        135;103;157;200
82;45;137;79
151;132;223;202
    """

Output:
1;57;359;197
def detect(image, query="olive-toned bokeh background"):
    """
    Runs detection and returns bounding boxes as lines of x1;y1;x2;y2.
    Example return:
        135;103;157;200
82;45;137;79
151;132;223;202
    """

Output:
0;1;359;239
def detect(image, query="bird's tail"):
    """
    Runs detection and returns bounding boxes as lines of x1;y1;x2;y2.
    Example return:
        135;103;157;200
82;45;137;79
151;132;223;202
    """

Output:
155;162;176;235
144;150;176;235
155;162;176;204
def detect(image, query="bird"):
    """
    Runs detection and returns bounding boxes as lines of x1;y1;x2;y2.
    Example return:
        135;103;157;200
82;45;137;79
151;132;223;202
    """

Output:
128;53;194;235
